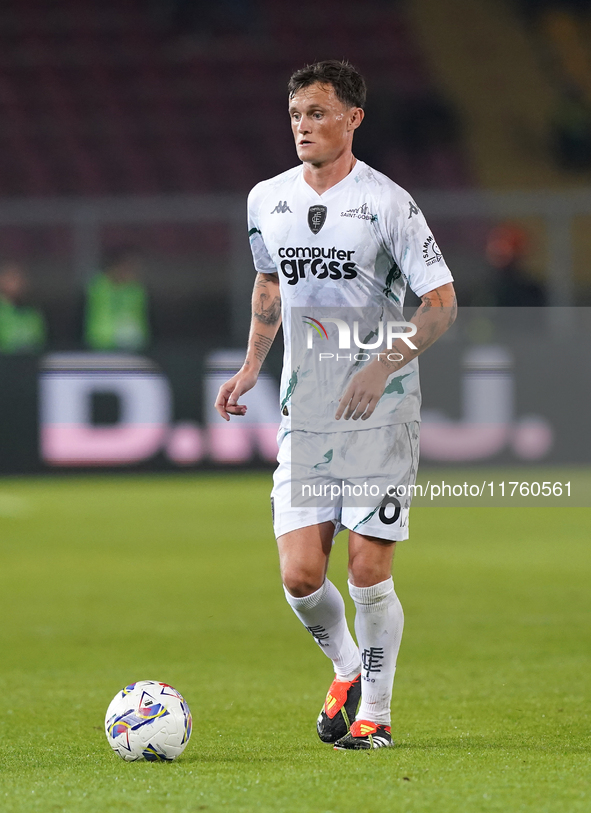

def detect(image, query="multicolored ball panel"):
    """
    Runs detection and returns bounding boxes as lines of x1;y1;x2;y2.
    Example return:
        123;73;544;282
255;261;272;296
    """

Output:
104;680;192;762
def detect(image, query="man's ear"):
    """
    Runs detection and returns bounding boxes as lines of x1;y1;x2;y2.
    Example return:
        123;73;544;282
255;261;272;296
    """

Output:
348;107;364;132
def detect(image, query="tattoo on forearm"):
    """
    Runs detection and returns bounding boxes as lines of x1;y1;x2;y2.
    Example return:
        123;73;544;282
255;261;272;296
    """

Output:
253;333;273;363
254;293;281;326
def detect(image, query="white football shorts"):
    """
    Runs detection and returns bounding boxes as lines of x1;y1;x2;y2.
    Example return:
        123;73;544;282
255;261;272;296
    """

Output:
271;421;420;542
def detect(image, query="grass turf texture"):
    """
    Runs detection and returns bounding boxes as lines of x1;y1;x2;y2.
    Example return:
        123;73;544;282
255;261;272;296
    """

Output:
0;473;589;813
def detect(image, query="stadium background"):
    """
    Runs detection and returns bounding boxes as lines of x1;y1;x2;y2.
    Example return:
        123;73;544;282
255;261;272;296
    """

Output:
0;1;589;811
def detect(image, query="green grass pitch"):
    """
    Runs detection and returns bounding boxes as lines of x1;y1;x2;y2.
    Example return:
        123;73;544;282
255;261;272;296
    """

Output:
0;472;589;813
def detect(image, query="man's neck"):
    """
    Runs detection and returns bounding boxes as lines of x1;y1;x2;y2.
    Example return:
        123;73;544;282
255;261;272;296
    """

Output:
302;152;357;196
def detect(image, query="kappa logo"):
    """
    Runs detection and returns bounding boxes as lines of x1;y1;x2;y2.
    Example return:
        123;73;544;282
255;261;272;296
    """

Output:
271;200;292;214
340;202;377;221
422;234;442;266
408;199;420;218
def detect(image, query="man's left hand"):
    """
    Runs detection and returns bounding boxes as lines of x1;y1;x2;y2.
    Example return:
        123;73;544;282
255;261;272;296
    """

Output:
335;363;390;421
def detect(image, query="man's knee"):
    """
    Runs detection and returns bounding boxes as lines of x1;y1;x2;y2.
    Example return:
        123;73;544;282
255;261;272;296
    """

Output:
282;566;324;597
278;522;333;597
349;562;389;587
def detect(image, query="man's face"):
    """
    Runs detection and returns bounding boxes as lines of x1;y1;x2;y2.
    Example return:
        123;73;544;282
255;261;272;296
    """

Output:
289;82;363;166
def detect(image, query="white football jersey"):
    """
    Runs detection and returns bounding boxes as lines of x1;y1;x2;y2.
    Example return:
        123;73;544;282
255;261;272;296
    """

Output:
247;160;453;432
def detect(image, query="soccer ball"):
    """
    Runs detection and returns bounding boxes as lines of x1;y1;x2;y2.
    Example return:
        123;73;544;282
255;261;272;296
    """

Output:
105;680;192;762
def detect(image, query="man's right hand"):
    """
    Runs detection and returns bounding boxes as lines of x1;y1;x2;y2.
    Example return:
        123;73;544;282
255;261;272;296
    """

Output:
214;367;259;421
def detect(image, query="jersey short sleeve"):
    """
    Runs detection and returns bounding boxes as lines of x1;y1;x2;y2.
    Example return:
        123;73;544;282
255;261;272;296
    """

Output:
378;183;454;298
247;183;278;275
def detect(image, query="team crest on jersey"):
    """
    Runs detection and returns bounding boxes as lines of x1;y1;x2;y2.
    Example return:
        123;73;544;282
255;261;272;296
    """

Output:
308;205;327;234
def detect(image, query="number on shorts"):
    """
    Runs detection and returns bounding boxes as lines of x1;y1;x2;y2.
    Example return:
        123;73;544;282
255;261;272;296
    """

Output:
378;495;401;525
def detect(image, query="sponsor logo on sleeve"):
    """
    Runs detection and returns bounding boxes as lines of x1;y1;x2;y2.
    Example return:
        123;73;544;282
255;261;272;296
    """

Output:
422;235;442;266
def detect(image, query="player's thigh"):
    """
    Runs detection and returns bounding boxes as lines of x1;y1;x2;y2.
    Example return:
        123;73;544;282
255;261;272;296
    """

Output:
341;421;420;543
271;427;342;540
277;521;335;596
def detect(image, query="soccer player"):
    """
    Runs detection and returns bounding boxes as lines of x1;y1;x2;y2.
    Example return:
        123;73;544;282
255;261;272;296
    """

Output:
215;60;457;749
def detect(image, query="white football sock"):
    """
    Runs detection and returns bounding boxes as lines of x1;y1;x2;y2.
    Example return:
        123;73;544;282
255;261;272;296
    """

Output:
349;577;403;726
284;579;361;681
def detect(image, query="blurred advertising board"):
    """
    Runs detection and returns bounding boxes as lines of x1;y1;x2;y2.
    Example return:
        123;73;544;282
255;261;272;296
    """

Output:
0;310;589;485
